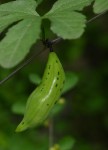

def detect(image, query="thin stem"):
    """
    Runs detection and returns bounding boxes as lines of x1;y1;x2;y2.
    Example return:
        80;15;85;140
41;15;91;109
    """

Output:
46;11;108;46
0;47;47;85
49;117;54;149
51;37;62;45
50;11;108;44
87;10;107;24
41;26;46;42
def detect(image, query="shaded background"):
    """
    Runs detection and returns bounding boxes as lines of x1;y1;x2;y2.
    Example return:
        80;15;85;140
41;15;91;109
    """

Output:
0;0;108;150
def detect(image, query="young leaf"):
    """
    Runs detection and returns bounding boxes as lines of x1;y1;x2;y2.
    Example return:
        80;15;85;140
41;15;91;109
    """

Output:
59;136;75;150
0;0;41;68
43;0;93;39
29;72;78;95
29;73;41;85
50;98;66;117
12;101;26;115
93;0;108;13
62;72;78;94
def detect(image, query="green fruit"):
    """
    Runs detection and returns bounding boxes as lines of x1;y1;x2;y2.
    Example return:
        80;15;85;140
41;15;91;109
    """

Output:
16;52;65;132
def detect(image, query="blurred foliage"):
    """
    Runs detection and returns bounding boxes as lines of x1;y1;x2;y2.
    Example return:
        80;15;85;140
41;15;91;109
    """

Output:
0;0;108;150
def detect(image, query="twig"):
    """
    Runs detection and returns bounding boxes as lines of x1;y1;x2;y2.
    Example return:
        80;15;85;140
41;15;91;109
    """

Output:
49;117;54;149
0;47;47;85
87;10;107;24
0;11;107;85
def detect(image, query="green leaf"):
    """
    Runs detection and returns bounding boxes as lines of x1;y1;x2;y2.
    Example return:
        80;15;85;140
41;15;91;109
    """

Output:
0;17;41;68
29;72;78;95
46;12;86;39
0;0;38;16
12;101;26;115
93;0;108;13
44;0;92;39
29;73;41;85
45;0;92;13
0;0;41;68
0;14;28;33
59;136;75;150
0;0;39;32
35;0;44;5
62;72;78;94
50;98;65;117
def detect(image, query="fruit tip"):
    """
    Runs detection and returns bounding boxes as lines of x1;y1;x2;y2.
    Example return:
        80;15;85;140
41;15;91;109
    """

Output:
15;121;28;133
